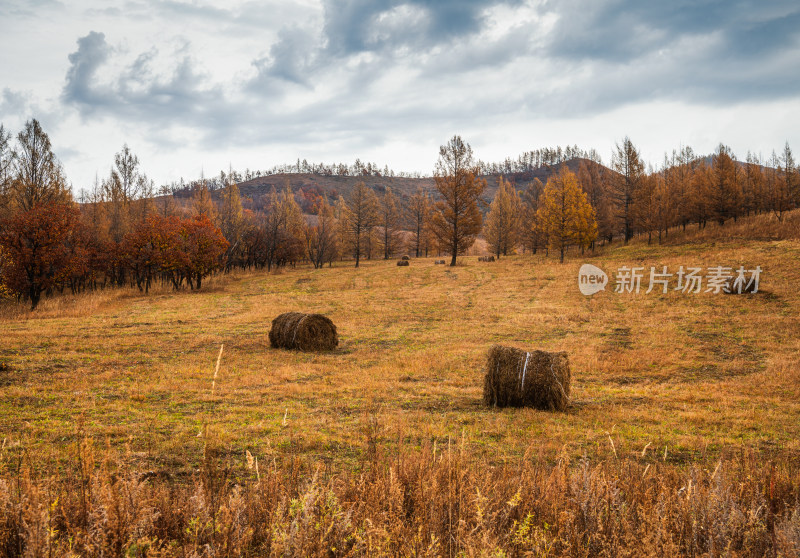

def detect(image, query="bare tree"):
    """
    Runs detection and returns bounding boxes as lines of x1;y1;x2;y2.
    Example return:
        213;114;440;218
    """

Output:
342;181;378;267
378;186;402;259
611;137;644;243
406;186;431;258
11;119;69;211
304;198;338;268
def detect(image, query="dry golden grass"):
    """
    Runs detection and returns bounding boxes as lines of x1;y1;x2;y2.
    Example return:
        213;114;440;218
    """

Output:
1;223;798;474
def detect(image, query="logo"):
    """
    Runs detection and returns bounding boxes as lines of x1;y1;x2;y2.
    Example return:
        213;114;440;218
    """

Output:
578;264;608;295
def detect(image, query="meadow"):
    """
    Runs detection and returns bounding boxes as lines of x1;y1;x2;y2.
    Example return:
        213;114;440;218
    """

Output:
1;217;799;555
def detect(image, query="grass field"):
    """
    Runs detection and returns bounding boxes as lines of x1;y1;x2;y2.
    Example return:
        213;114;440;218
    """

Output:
1;221;799;555
2;230;799;469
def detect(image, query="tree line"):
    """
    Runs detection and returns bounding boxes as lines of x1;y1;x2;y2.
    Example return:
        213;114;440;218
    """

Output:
1;122;798;309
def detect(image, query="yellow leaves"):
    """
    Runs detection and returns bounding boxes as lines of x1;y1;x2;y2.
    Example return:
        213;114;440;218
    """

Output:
537;167;598;261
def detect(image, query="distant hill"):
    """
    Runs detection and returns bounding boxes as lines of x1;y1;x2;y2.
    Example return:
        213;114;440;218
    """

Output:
233;157;615;208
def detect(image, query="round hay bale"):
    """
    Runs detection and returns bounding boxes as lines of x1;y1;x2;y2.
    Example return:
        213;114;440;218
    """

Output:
397;260;410;266
722;275;758;294
482;344;570;411
269;312;338;352
401;255;410;261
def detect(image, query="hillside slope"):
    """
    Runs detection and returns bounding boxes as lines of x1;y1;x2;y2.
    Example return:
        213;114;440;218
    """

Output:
233;158;614;206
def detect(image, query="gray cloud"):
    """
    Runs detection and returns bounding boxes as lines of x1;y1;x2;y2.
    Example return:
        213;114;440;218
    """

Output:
61;32;236;136
322;0;524;55
4;0;788;187
0;88;31;118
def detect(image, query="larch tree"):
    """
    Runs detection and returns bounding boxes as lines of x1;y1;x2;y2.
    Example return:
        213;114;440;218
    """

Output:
192;180;217;221
484;176;522;258
429;135;486;266
576;160;613;245
537;167;597;263
378;186;402;259
742;152;765;216
219;179;244;266
406;186;431;258
782;142;798;211
342;181;378;267
710;144;741;225
611;137;644;243
520;178;545;255
304;197;338;269
157;182;177;218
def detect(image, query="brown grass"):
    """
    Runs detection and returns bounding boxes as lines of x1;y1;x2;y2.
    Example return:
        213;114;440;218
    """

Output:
0;432;797;556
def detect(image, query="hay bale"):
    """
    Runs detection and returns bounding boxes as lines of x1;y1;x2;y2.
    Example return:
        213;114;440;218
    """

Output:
401;255;410;261
269;312;338;352
397;260;409;266
482;345;570;411
722;275;758;294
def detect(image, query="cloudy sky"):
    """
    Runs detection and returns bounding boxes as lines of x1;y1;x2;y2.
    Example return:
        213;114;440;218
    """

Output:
1;0;799;189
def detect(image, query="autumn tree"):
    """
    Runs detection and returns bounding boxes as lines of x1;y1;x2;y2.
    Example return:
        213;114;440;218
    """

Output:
262;188;304;271
710;144;741;225
0;124;12;216
537;167;597;263
156;182;177;217
102;144;150;242
182;214;229;289
0;201;79;309
781;142;798;215
304;198;338;269
378;186;402;259
342;181;378;267
690;162;714;228
192;180;217;221
218;179;244;267
406;187;431;257
742;152;765;216
10;119;70;212
429;136;486;266
577;160;614;244
611;137;644;243
520;178;545;254
484;176;522;258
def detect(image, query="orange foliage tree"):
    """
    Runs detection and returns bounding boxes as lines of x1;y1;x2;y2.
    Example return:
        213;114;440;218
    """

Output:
0;201;79;309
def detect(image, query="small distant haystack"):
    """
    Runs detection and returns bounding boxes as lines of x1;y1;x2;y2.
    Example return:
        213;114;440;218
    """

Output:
483;345;571;411
269;312;338;352
401;255;410;261
722;275;759;294
397;260;410;266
